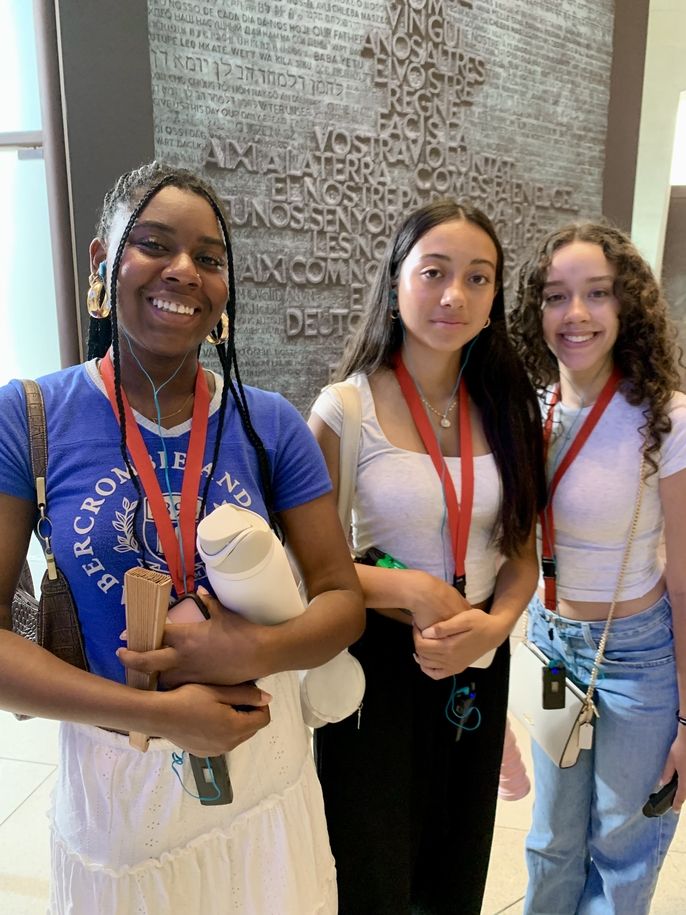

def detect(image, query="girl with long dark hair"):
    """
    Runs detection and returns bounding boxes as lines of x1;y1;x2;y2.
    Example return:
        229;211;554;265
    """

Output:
309;200;546;914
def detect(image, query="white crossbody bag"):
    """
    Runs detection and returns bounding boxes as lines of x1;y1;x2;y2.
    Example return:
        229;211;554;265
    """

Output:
509;458;645;768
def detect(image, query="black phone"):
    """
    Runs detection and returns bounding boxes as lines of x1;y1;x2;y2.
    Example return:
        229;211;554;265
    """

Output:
452;683;477;743
542;661;567;710
642;773;678;818
189;754;233;806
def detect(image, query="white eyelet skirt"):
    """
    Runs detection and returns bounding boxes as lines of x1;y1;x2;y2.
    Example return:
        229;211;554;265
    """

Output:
48;671;337;914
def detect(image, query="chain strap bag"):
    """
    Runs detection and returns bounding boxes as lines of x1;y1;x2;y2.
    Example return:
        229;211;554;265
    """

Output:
509;458;645;768
7;380;88;671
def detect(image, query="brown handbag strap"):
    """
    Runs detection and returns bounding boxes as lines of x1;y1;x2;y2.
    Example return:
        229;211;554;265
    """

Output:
15;381;87;671
21;380;48;487
20;380;58;579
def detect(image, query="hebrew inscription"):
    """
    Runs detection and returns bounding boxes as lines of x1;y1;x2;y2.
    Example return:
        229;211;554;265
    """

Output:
149;0;614;409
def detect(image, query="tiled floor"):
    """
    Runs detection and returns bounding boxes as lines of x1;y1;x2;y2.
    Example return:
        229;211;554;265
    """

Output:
0;714;57;914
0;711;684;913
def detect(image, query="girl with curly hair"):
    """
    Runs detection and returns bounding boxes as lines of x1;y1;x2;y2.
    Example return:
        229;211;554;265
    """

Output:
509;222;686;915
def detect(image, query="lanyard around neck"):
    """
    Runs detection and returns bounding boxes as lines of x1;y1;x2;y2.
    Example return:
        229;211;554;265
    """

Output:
393;354;473;596
540;366;622;611
100;350;211;596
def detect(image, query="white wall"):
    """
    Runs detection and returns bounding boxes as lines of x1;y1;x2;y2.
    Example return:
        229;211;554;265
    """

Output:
0;2;60;386
632;0;686;273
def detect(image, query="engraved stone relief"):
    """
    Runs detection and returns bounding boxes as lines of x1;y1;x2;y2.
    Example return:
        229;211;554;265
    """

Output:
149;0;613;410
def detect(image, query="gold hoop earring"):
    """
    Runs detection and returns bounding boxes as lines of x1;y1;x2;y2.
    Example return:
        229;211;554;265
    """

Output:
86;271;110;319
205;313;229;345
483;317;491;329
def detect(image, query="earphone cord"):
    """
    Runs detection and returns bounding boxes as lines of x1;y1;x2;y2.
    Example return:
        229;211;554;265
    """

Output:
123;333;191;590
171;752;222;801
411;338;475;582
444;678;481;731
548;357;615;481
397;326;482;732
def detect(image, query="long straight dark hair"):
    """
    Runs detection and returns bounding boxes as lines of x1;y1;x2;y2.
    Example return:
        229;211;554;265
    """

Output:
338;200;546;556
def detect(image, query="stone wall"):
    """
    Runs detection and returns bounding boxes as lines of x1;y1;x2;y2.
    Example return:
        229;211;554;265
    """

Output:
149;0;614;409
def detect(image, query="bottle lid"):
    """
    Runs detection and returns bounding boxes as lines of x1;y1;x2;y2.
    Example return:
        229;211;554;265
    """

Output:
197;504;273;573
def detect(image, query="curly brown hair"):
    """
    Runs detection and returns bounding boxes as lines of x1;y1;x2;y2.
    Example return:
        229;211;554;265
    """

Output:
508;222;682;476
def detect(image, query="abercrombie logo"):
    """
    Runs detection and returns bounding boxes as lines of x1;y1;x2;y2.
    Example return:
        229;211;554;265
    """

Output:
69;454;253;598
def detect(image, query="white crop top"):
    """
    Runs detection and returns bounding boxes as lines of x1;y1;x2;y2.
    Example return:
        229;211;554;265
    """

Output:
311;373;503;604
542;390;686;601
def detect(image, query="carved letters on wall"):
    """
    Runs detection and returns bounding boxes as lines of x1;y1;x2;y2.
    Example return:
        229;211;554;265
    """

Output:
149;0;613;408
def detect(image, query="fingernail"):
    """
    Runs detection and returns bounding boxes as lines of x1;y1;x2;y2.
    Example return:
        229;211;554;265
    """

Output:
259;690;273;703
197;586;209;596
119;630;127;640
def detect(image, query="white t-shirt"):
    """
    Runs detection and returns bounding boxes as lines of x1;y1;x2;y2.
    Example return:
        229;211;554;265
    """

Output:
542;389;686;601
311;372;503;604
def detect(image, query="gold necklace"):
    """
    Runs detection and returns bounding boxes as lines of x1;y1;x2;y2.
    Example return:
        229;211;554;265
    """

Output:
96;357;195;421
157;391;195;421
420;395;457;428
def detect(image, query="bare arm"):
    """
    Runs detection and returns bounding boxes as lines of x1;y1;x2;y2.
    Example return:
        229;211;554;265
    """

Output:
659;468;686;810
484;526;539;633
413;527;538;679
310;405;539;679
0;493;34;631
308;412;470;628
0;494;270;754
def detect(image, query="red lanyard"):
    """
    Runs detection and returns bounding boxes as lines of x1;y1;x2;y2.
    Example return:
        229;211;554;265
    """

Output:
393;355;474;596
540;367;621;610
100;350;211;596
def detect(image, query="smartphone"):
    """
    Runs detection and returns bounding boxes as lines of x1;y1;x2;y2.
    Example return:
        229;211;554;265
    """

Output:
189;753;233;806
542;660;567;709
453;683;477;742
168;593;210;623
643;773;678;817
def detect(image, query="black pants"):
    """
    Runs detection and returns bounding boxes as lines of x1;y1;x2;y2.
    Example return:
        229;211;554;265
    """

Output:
315;610;510;915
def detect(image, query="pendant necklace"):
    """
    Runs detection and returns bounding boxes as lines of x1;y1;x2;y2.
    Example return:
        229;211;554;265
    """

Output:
156;390;195;422
410;364;463;430
420;394;457;428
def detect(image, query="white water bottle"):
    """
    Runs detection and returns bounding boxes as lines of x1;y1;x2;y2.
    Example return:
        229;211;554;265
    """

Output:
197;504;365;728
197;504;303;624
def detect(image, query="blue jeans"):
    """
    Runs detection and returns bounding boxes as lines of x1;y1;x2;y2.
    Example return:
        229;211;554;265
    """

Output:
524;594;679;915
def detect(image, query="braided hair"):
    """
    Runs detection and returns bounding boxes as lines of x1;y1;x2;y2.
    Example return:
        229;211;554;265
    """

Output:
87;162;283;564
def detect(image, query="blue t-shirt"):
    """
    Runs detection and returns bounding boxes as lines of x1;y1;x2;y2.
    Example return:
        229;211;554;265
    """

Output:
0;361;331;682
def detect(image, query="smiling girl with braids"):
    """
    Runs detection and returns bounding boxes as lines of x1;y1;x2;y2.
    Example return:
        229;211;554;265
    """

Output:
0;161;363;914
